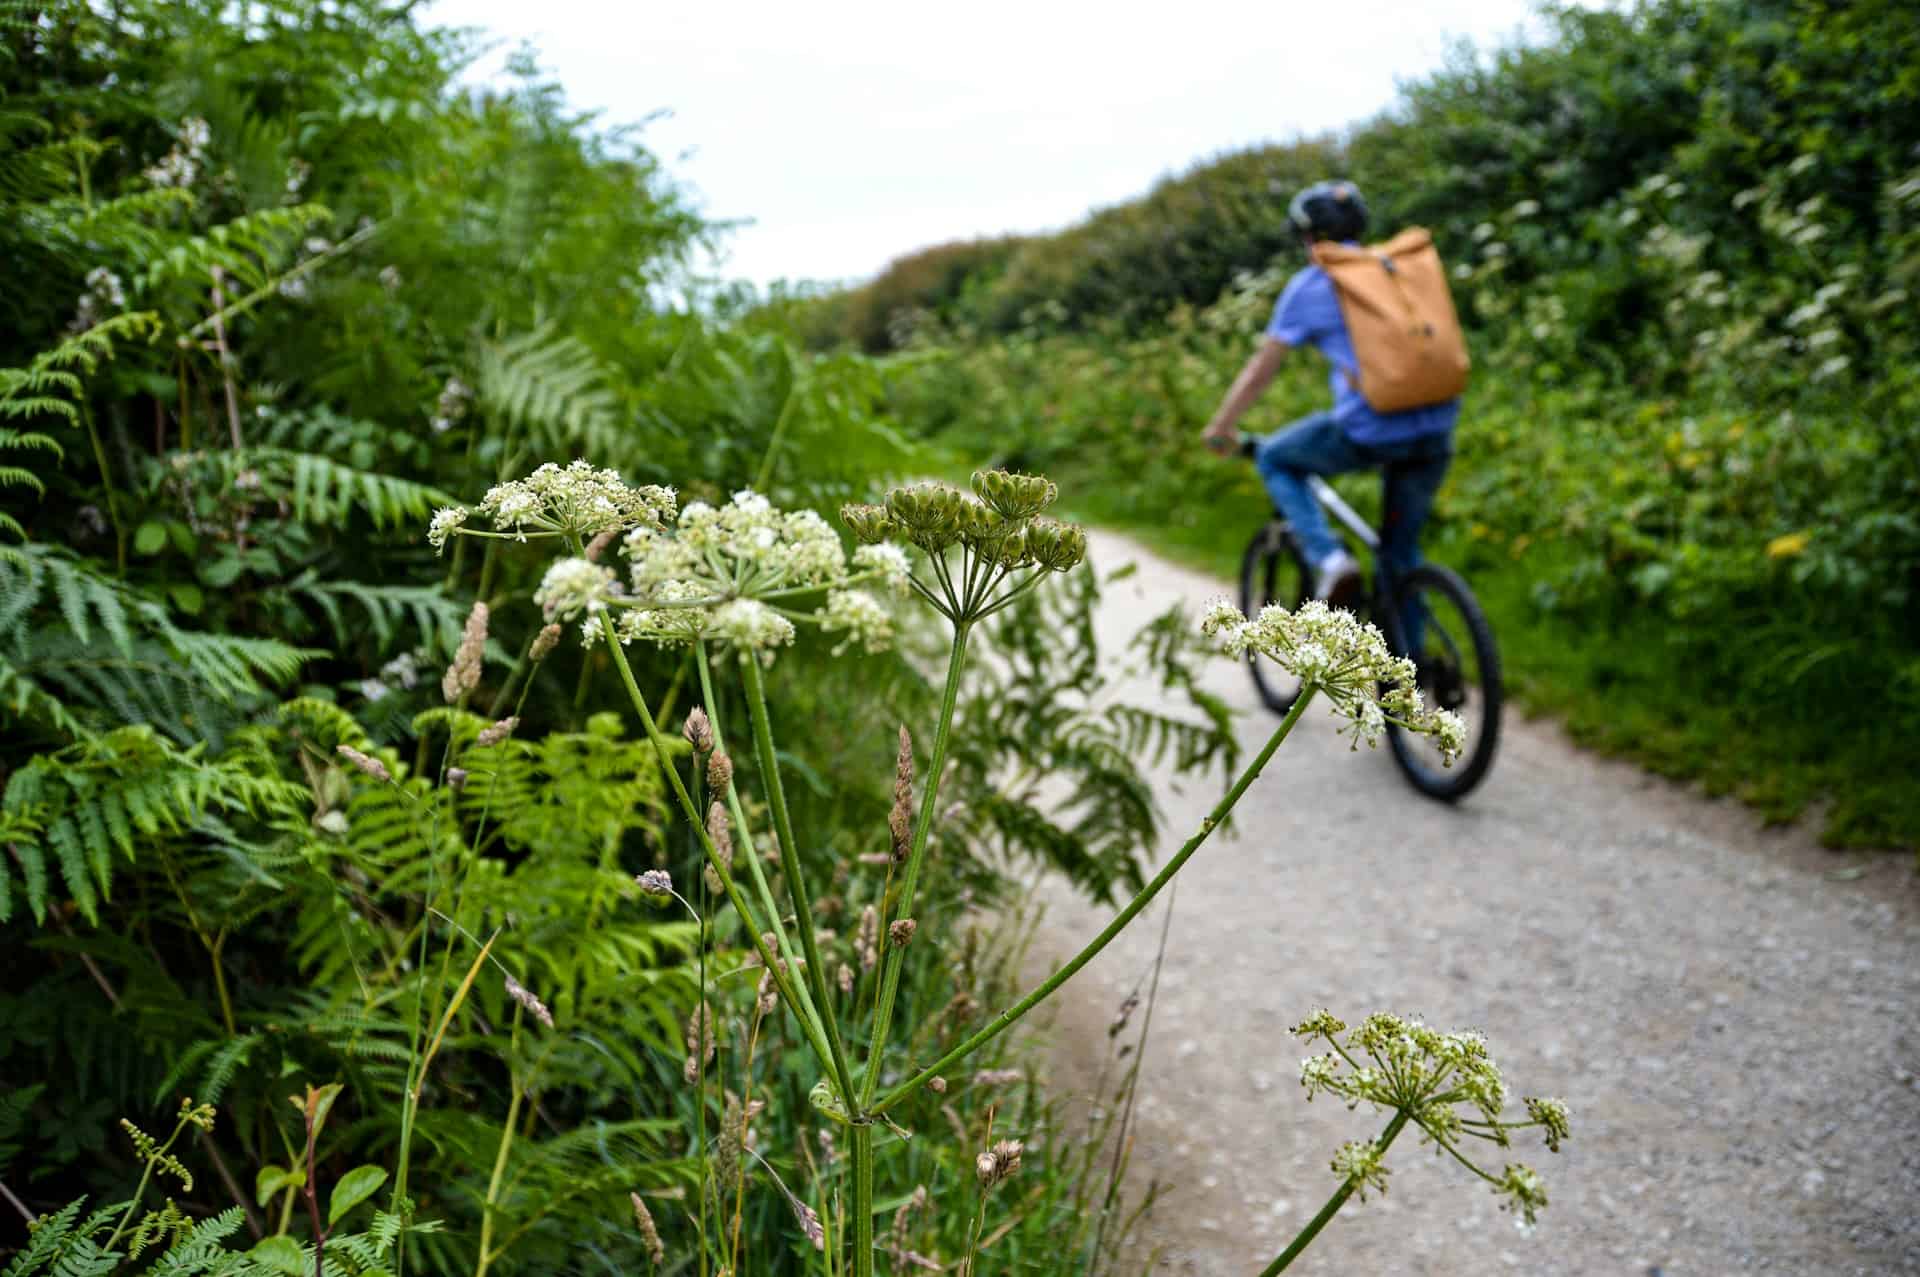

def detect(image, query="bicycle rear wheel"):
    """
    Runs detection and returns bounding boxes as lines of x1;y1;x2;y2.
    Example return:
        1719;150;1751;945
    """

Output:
1383;563;1502;800
1239;520;1311;715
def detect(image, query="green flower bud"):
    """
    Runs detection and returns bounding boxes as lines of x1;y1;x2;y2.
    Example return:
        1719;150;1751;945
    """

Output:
885;483;962;553
840;502;896;545
1026;517;1087;572
970;469;1058;519
990;525;1031;568
955;499;1011;549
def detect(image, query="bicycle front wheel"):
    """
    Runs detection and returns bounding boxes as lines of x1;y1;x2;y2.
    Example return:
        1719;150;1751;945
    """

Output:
1384;563;1502;801
1239;520;1311;715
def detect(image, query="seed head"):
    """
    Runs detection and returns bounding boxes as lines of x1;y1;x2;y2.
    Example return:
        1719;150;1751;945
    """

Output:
970;468;1057;519
529;623;562;662
442;601;489;703
446;766;469;791
503;975;554;1030
856;905;879;970
1024;517;1088;572
794;1199;824;1251
335;744;391;783
889;726;915;862
707;751;733;794
637;869;673;902
839;502;896;545
683;707;715;754
976;1138;1024;1188
888;918;917;948
683;1001;716;1084
837;962;853;995
630;1192;665;1266
756;969;779;1017
706;801;733;868
475;717;519;748
926;1076;947;1095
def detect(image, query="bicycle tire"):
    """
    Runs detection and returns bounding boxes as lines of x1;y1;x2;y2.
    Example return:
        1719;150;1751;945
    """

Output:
1383;563;1502;801
1238;519;1311;715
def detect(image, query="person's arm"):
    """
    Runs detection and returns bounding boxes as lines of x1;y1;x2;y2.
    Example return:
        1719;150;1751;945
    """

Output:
1201;337;1289;453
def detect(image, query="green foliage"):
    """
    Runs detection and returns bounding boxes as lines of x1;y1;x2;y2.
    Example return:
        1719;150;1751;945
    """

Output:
867;0;1920;849
0;3;1238;1272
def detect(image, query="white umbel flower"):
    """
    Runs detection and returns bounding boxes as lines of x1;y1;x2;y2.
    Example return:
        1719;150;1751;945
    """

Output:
853;543;912;594
710;599;794;651
821;589;893;654
1198;598;1465;764
533;557;617;622
428;507;468;551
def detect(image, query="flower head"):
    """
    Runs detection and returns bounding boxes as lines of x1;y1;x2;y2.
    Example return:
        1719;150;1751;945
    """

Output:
435;460;673;547
607;488;900;659
1292;1008;1566;1234
1495;1163;1549;1232
1330;1139;1390;1200
533;558;618;623
822;589;893;654
1525;1097;1571;1153
428;507;467;552
1199;600;1466;764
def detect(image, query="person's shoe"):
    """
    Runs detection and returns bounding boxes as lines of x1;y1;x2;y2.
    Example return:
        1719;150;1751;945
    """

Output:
1311;550;1363;609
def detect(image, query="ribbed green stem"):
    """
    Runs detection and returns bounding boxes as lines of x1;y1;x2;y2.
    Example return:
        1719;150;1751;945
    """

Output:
739;655;858;1104
873;687;1315;1115
860;620;971;1107
694;644;833;1062
849;1122;875;1277
1258;1109;1411;1275
597;613;836;1076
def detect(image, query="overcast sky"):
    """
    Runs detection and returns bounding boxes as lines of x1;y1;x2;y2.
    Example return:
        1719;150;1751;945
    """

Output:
423;1;1561;289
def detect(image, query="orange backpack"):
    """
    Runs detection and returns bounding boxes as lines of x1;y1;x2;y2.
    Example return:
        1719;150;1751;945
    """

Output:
1310;228;1470;413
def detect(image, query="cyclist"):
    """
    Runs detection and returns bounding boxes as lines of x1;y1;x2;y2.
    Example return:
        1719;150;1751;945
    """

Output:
1199;180;1458;610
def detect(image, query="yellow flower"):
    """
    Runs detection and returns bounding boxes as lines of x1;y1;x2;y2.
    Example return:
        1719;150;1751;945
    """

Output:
1766;532;1810;560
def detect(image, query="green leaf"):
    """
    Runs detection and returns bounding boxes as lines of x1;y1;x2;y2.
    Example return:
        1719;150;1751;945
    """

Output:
255;1164;304;1206
328;1165;387;1227
167;581;205;614
166;520;197;555
249;1235;308;1273
202;555;243;588
133;521;166;555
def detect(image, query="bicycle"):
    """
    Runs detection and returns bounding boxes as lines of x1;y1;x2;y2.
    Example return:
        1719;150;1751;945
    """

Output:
1235;439;1502;801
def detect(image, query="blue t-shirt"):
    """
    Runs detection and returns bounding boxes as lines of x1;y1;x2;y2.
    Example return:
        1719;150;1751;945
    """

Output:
1266;261;1459;446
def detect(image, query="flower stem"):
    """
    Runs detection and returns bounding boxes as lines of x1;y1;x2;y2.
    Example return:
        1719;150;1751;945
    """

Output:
850;1121;875;1277
861;620;972;1107
740;654;859;1106
873;687;1315;1116
1258;1109;1411;1276
473;1043;523;1277
693;643;833;1063
597;613;837;1076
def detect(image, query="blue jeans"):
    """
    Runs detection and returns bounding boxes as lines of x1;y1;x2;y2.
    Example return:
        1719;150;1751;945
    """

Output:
1254;412;1453;645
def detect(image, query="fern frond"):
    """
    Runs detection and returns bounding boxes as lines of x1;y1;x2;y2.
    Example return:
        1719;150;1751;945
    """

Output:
474;324;622;457
142;203;331;293
3;1196;85;1277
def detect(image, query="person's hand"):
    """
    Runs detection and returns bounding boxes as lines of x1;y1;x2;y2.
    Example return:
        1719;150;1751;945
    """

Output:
1202;424;1238;457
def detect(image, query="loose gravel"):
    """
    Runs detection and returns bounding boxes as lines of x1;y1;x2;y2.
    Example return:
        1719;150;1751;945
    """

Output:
1018;529;1920;1275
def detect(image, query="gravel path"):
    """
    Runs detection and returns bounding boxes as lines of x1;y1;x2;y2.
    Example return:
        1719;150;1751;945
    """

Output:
1018;529;1920;1276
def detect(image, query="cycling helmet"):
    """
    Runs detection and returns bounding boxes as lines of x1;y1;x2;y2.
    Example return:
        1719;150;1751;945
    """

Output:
1287;180;1369;242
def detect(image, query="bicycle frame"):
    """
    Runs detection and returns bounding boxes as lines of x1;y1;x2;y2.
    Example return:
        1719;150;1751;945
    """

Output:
1305;475;1378;553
